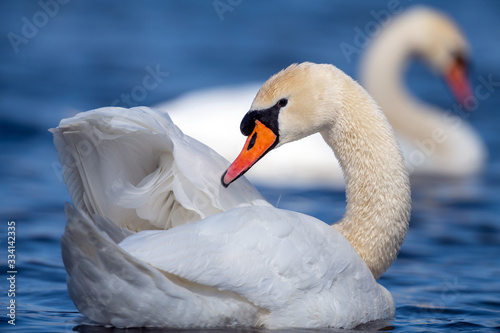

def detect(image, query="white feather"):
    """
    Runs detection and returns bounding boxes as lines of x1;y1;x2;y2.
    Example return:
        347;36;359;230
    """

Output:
51;107;269;231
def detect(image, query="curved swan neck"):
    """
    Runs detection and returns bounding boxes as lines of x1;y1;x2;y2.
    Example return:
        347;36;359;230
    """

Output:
360;14;432;139
359;9;485;176
323;71;411;279
244;62;410;279
359;8;458;143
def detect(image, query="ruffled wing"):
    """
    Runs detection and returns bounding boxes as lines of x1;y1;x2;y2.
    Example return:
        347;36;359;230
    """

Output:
51;106;270;231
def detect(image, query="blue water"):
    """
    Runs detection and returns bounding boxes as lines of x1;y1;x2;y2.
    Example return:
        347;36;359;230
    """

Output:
1;0;500;332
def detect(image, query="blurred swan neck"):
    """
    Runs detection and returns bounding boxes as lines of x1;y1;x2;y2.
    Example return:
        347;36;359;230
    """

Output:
361;22;414;115
323;78;411;279
360;15;441;142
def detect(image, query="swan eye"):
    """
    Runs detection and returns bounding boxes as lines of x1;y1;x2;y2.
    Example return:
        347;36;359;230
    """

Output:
451;50;468;70
277;99;288;108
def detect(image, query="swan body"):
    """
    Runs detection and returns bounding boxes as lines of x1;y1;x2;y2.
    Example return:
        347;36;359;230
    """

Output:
157;7;484;184
54;62;410;329
64;204;393;328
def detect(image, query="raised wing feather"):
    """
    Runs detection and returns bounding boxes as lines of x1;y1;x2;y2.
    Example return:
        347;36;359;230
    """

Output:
51;107;270;231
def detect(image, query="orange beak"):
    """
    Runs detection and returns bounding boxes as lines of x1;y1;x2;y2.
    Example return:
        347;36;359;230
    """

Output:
445;59;472;108
222;120;278;187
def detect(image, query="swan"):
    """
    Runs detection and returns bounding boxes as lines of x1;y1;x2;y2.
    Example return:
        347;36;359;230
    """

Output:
53;62;410;329
157;85;344;188
156;6;484;184
360;7;486;176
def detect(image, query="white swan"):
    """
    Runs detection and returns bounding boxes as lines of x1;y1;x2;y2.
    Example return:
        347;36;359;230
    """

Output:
158;85;344;188
53;62;410;329
360;7;486;176
157;6;484;184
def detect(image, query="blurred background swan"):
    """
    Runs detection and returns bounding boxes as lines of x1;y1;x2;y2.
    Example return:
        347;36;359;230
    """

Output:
156;6;486;187
360;7;486;176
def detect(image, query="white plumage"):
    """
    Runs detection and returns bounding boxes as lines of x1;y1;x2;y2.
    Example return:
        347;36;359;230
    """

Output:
52;107;269;231
63;204;392;328
53;62;410;329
